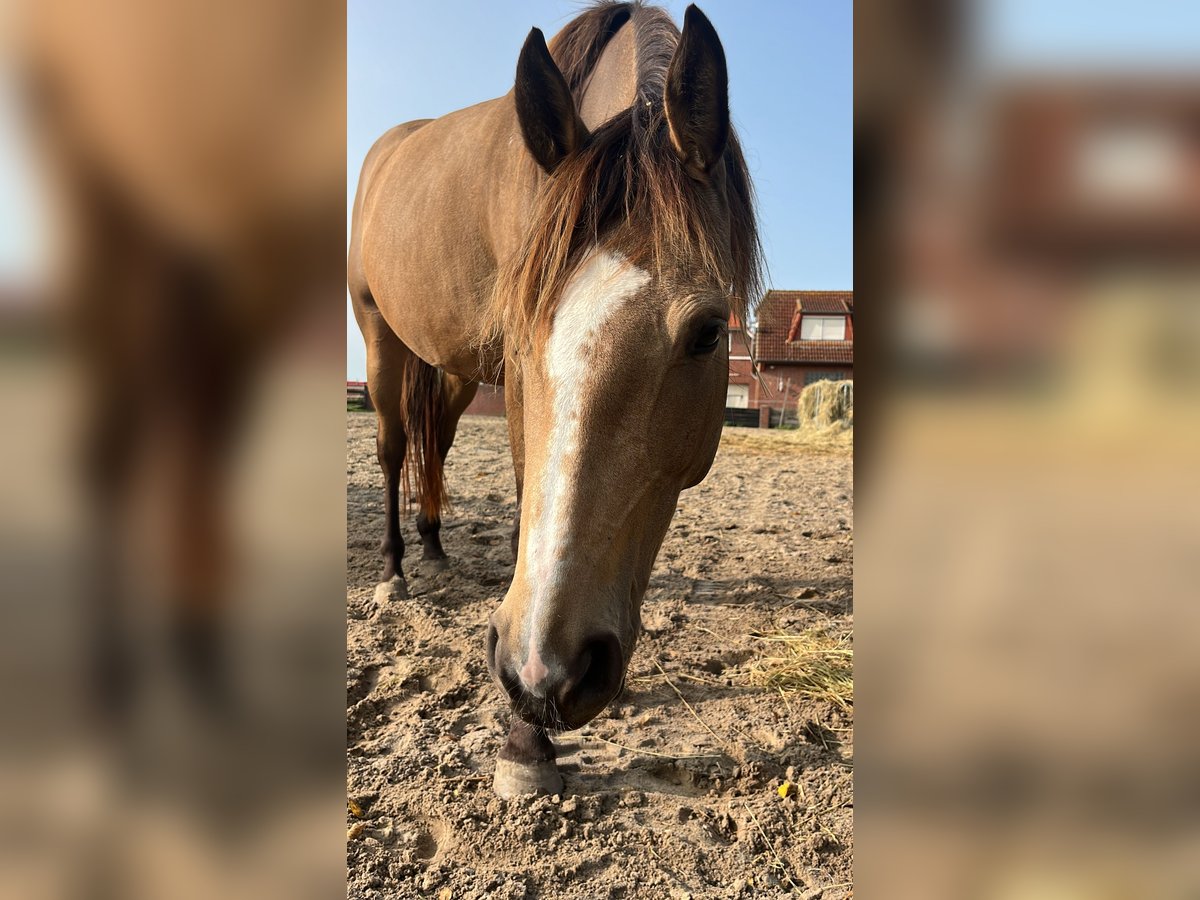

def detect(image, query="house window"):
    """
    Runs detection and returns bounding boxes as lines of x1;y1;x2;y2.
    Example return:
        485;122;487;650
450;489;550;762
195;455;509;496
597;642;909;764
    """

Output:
800;315;846;341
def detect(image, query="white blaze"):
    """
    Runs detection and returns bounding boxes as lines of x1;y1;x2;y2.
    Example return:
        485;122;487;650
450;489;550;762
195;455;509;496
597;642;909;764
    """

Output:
519;249;649;689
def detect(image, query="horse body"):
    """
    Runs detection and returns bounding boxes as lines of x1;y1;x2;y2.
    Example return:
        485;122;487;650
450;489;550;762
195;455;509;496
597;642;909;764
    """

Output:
350;2;760;797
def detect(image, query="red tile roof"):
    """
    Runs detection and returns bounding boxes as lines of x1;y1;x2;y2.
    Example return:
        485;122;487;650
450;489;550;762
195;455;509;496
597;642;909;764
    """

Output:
782;340;854;364
754;290;854;364
796;293;854;315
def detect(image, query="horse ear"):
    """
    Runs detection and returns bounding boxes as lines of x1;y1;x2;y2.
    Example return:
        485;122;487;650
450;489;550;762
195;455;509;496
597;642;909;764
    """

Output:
515;27;588;173
664;5;729;181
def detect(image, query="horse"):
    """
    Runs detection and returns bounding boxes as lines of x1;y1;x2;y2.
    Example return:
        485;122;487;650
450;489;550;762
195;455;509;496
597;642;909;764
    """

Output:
349;1;760;797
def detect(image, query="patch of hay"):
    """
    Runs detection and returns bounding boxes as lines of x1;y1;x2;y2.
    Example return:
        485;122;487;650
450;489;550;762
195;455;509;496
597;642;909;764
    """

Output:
741;627;853;711
798;379;853;431
781;424;853;453
720;424;851;456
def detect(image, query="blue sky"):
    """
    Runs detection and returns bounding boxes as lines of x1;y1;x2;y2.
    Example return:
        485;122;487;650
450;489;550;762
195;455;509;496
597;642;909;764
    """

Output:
346;0;853;379
981;0;1200;72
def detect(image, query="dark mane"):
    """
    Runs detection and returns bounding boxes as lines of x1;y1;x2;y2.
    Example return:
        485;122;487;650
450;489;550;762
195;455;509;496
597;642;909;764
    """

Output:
487;1;762;360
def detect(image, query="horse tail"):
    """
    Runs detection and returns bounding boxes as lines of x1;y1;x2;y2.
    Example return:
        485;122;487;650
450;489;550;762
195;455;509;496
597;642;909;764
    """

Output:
400;353;448;522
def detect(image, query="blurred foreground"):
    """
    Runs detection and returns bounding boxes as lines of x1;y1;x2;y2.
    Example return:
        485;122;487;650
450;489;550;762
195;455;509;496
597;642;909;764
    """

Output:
857;1;1200;897
1;1;346;898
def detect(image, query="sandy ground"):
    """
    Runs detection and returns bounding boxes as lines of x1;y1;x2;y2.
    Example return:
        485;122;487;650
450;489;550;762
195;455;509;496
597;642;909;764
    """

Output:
346;413;853;898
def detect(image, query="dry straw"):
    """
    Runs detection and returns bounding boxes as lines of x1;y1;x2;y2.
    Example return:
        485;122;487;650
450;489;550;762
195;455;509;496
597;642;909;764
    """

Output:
797;379;854;431
787;378;854;451
740;627;853;711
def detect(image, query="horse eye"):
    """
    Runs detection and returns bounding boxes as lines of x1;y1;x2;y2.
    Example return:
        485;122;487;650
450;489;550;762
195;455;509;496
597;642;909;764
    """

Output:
691;318;725;355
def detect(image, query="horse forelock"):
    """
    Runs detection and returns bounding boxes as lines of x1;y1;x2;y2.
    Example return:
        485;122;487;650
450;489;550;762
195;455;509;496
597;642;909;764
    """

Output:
483;1;762;369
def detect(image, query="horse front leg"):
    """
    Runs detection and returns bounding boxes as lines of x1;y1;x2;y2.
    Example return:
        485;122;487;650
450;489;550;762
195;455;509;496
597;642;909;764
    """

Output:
493;717;563;799
373;421;410;604
360;320;413;605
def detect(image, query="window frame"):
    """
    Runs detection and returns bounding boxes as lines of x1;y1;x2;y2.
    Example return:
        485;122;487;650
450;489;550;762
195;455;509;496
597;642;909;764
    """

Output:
799;315;847;341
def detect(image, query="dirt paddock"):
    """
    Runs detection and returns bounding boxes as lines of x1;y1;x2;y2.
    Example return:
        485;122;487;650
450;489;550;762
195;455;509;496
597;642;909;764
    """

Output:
347;413;853;898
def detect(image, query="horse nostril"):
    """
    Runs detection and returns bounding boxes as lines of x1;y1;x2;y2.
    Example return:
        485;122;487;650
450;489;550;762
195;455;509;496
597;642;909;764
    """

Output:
486;622;500;675
489;628;528;705
487;622;523;704
559;634;623;724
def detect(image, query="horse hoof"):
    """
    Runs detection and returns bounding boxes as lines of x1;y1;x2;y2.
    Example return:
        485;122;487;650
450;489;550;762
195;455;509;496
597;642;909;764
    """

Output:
373;576;409;604
493;758;563;799
420;556;450;573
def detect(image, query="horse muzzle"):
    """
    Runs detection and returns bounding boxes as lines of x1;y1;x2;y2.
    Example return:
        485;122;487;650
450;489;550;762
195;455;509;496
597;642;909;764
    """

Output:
486;621;625;731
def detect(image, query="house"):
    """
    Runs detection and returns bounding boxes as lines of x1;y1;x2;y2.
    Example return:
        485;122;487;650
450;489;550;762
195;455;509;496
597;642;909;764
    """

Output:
752;290;854;414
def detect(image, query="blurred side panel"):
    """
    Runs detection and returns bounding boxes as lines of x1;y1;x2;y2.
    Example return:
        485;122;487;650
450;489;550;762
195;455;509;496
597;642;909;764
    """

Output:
856;0;1200;897
0;1;346;898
